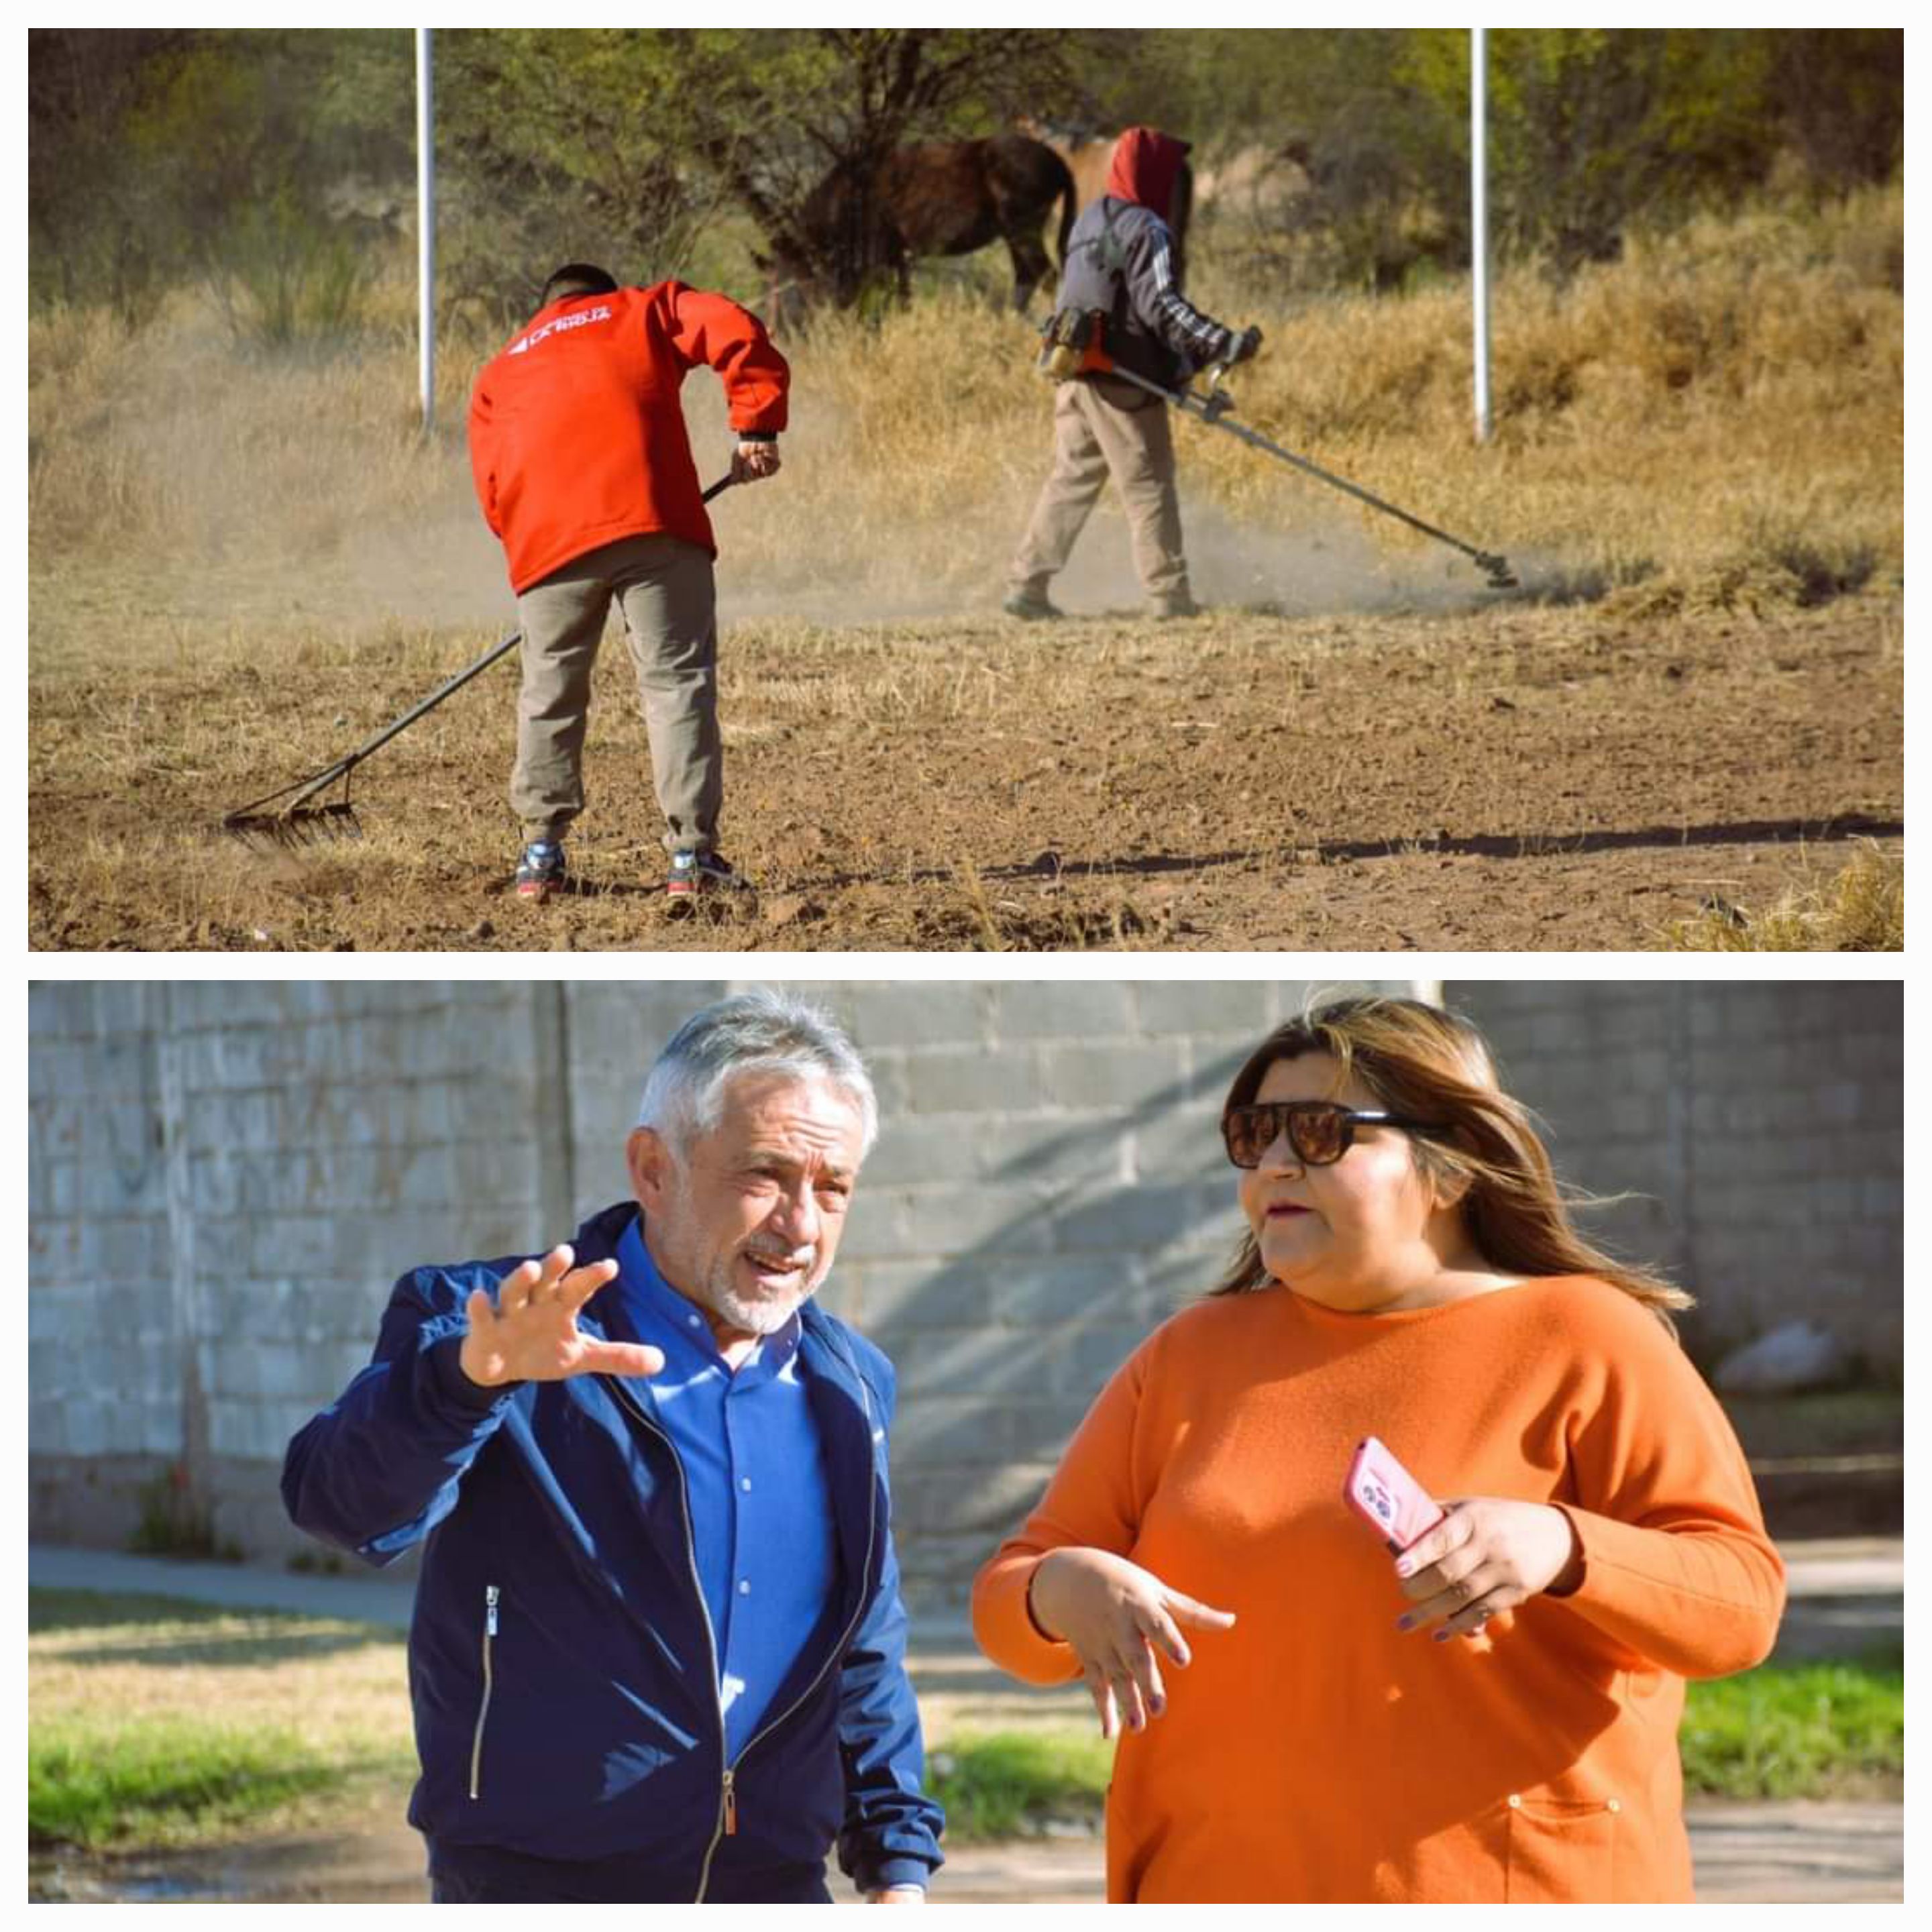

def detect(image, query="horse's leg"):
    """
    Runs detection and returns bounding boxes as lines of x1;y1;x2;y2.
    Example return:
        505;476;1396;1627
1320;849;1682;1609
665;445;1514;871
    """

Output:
1007;233;1052;311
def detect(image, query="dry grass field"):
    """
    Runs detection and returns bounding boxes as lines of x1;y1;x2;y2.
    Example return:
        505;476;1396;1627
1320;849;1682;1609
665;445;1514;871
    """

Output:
28;186;1902;951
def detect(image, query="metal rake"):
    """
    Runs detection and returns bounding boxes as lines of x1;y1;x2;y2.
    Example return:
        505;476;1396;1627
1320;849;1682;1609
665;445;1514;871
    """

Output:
221;627;523;849
221;474;739;849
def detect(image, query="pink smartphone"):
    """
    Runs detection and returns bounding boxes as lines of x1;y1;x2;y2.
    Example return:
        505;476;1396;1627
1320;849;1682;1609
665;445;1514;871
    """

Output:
1344;1436;1446;1555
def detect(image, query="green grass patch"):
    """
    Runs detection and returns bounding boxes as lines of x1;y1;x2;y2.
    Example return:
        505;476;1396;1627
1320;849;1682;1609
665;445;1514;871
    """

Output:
932;1652;1904;1839
30;1719;347;1849
29;1589;261;1634
29;1587;415;1851
1680;1650;1904;1799
927;1729;1112;1841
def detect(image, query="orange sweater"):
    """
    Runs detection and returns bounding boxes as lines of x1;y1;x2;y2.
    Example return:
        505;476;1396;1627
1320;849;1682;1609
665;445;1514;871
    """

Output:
972;1277;1784;1903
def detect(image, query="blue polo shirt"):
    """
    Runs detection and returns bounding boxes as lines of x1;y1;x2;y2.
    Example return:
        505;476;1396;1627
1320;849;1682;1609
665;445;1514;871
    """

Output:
615;1218;837;1760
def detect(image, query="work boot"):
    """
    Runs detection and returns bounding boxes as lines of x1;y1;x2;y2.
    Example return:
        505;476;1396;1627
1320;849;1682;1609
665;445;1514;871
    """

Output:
1002;586;1063;622
1150;590;1201;620
666;849;755;905
514;839;567;902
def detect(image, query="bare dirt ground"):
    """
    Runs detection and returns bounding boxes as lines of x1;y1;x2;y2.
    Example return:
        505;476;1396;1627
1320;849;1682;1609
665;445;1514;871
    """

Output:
28;590;1901;953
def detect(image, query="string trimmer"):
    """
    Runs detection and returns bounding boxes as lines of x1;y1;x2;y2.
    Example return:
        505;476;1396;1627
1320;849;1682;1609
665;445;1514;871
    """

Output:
221;474;737;848
1039;315;1518;590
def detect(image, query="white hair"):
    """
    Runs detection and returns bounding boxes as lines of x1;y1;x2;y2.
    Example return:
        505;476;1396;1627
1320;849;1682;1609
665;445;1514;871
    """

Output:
635;989;879;1159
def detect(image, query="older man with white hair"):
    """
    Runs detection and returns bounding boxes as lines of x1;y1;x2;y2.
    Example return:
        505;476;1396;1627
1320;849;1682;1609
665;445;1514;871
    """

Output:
282;991;943;1904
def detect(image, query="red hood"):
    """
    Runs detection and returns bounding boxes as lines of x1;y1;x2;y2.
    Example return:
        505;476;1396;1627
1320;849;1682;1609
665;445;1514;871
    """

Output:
1106;127;1191;221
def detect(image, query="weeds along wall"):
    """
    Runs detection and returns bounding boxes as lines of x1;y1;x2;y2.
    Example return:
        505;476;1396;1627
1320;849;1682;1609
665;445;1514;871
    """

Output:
27;979;1900;1601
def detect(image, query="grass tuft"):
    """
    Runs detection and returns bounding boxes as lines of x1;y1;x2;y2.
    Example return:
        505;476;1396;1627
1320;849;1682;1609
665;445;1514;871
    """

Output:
1680;1651;1904;1799
1658;843;1902;951
30;1721;345;1849
926;1729;1113;1841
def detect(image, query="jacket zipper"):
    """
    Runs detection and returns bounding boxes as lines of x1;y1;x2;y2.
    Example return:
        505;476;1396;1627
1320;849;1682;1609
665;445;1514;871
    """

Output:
608;1379;731;1901
725;1329;881;1792
468;1584;499;1800
606;1336;885;1899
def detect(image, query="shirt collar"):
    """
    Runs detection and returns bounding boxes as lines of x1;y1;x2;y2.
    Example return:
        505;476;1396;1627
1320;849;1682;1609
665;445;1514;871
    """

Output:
616;1212;804;1377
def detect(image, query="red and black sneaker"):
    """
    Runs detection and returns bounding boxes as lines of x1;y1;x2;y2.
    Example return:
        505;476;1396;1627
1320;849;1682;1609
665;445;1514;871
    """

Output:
665;849;754;903
514;841;567;902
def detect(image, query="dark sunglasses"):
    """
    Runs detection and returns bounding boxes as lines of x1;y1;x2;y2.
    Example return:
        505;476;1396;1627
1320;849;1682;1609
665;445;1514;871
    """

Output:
1221;1100;1444;1170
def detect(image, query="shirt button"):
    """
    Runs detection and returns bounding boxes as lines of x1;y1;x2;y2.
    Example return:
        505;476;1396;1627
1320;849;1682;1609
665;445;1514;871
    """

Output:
738;1579;751;1595
687;1314;701;1328
1606;1799;1621;1814
740;1477;753;1493
1507;1794;1522;1809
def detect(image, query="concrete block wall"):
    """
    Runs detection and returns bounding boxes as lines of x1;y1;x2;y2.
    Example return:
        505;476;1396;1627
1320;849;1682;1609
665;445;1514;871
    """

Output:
29;977;1902;1605
773;979;1364;1599
1446;981;1903;1371
29;981;556;1560
554;979;1401;1599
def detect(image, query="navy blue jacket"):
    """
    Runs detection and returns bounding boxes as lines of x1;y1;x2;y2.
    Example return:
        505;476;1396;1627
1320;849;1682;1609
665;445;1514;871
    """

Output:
281;1201;944;1901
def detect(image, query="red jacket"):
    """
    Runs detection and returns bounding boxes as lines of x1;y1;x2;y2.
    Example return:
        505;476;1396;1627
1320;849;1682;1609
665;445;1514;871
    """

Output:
469;282;790;594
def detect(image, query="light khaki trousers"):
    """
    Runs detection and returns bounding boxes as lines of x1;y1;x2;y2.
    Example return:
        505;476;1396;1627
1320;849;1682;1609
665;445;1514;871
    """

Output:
510;532;721;855
1008;376;1189;606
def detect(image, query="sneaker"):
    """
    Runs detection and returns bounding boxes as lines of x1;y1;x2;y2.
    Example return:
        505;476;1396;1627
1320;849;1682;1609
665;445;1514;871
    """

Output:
514;840;566;902
1002;588;1063;622
666;849;754;902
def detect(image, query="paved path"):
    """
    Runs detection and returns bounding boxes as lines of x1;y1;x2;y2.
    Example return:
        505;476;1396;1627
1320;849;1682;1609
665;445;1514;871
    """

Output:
30;1539;1903;1904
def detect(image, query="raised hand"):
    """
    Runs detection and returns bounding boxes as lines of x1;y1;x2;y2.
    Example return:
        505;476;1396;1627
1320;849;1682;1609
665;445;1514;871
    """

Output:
458;1245;665;1389
1393;1497;1585;1642
1027;1547;1237;1739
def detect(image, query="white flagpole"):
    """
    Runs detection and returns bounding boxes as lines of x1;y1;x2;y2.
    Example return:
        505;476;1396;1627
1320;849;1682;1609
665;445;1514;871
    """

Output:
417;28;435;432
1472;26;1492;443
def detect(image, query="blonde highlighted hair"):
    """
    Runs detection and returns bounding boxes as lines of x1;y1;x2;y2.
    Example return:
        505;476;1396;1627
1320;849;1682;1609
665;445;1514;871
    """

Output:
1210;994;1692;1328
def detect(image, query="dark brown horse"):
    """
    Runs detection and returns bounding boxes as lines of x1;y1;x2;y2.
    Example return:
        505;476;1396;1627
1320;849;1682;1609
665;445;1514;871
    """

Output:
761;134;1075;321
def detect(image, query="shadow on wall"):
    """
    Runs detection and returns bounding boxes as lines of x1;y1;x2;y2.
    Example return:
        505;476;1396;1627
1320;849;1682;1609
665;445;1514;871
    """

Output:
848;1043;1252;1587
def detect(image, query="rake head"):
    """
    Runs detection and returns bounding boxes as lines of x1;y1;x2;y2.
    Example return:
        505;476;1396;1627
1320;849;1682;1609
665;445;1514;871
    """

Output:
221;800;363;851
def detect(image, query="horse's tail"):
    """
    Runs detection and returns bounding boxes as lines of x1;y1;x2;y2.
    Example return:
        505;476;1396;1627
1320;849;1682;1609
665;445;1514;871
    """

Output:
1052;153;1077;268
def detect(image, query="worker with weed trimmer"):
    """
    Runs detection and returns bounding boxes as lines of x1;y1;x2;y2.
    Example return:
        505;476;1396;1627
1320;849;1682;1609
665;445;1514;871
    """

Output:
470;262;788;905
1005;128;1262;623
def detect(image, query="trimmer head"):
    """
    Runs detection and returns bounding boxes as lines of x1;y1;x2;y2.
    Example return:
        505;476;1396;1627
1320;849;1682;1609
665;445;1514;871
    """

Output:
221;800;362;851
1474;551;1520;590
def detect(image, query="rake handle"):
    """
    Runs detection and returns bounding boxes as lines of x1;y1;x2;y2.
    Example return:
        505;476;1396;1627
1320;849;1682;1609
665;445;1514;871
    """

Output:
269;627;525;815
235;473;740;821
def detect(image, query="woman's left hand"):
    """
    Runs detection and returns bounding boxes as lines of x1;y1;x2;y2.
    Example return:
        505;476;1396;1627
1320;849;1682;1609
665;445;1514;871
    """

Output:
1392;1497;1584;1641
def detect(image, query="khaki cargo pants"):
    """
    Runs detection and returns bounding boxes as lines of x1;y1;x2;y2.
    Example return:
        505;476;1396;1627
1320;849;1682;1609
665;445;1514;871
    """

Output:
510;532;721;856
1008;375;1190;608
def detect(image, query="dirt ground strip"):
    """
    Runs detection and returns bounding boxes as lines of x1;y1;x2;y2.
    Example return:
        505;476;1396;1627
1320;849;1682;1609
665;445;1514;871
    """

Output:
30;1802;1907;1904
28;592;1900;952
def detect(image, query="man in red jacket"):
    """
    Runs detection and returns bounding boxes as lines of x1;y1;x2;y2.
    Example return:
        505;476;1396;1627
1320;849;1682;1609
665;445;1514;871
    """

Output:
470;263;790;904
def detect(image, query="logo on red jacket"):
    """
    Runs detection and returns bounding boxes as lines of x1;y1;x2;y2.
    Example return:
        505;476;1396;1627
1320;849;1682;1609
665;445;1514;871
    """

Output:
508;305;614;357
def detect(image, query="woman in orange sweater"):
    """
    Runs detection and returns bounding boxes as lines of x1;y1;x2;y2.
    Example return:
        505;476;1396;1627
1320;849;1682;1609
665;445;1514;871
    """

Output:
972;996;1784;1903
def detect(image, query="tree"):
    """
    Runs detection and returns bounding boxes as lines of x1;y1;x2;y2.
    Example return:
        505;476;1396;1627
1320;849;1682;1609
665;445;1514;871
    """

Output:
679;28;1077;311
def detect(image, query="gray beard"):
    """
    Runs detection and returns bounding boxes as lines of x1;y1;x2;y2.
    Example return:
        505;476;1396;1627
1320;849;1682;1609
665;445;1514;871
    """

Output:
669;1167;820;1336
701;1257;814;1336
